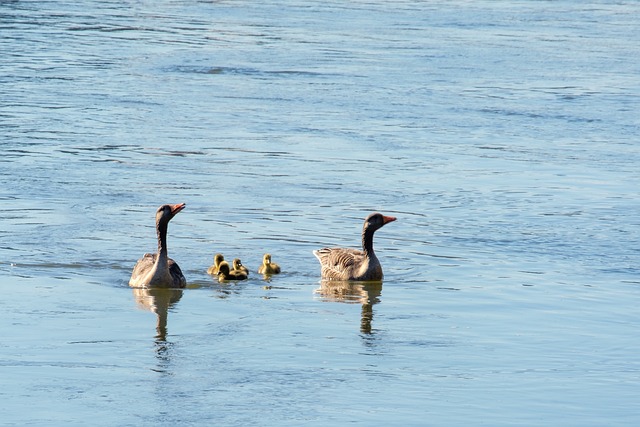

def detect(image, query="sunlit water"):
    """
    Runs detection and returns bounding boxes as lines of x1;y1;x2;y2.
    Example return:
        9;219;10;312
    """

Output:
1;1;639;426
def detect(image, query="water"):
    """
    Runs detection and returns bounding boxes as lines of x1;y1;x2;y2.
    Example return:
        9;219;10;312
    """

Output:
1;1;639;425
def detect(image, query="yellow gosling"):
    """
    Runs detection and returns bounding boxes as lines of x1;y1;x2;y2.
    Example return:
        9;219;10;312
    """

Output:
207;253;224;275
218;261;248;282
258;253;281;275
232;258;250;275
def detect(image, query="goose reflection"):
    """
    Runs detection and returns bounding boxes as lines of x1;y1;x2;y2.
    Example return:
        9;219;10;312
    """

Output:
315;280;383;334
132;287;183;341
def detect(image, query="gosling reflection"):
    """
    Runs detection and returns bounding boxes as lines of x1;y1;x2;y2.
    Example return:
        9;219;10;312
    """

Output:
315;280;383;334
132;287;183;341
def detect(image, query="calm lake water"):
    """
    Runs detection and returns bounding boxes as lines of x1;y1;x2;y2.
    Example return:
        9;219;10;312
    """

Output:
1;1;639;425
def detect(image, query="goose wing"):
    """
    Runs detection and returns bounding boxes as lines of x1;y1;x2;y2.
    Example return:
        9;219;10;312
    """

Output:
168;258;187;288
313;247;364;280
129;253;156;286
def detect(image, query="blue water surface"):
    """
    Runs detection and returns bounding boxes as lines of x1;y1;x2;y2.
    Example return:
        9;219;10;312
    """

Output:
1;1;639;426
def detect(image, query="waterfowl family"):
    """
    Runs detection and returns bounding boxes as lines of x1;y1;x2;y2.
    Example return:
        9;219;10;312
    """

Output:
313;212;396;281
217;261;248;281
129;203;187;288
258;253;281;275
207;253;225;275
128;206;395;285
232;258;250;275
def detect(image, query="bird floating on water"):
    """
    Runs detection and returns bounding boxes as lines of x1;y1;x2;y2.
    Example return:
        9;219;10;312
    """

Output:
129;203;187;288
258;253;281;275
217;260;248;282
207;253;225;275
232;258;250;275
313;212;396;281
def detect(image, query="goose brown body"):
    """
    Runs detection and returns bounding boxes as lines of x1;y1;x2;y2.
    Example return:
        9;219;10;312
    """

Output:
129;203;187;288
313;212;396;281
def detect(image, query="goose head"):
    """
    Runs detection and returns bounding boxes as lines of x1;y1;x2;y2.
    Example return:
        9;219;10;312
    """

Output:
156;203;186;224
364;212;396;232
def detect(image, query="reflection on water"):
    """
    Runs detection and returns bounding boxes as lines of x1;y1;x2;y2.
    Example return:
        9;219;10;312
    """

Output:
132;287;183;341
315;281;383;334
208;278;250;299
152;339;176;376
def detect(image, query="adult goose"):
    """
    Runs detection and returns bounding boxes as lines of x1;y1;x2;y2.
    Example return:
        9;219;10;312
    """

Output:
129;203;187;288
313;212;396;281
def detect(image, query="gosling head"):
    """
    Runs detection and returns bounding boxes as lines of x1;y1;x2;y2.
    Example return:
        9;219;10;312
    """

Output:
213;253;224;265
217;261;231;277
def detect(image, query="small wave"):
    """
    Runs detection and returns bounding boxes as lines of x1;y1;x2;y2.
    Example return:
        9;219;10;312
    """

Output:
165;65;334;78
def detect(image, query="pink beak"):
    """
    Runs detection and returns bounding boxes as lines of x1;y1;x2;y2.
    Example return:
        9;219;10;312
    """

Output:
170;203;186;215
383;215;396;224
